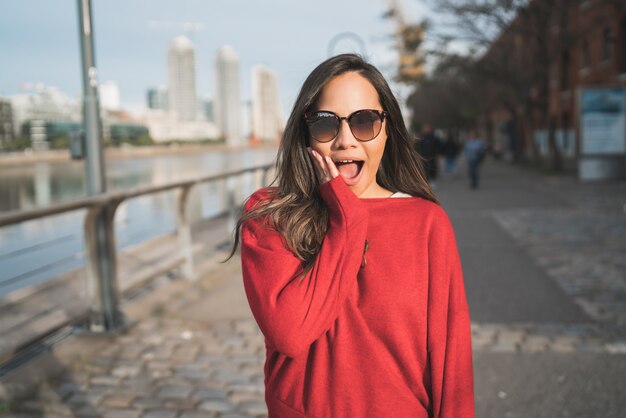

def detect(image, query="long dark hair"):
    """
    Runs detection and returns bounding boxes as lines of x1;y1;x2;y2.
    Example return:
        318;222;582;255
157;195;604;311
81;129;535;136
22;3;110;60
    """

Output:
222;54;436;278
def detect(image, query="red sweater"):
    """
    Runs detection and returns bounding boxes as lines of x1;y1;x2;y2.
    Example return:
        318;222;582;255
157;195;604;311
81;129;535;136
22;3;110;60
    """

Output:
241;175;475;418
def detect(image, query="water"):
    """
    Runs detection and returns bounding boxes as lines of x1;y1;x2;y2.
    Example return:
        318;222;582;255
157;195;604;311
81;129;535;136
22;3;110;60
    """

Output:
0;147;278;297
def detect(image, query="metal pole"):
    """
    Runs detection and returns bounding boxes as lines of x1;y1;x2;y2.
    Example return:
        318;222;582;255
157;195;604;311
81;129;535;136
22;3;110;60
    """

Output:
77;0;125;331
78;0;105;194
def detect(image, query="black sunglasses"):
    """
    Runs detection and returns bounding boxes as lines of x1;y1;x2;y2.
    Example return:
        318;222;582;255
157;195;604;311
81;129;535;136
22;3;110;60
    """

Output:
304;109;388;143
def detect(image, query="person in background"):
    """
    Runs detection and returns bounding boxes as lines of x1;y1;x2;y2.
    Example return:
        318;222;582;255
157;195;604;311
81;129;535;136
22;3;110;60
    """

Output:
464;129;487;189
414;123;443;189
442;131;461;176
225;54;475;417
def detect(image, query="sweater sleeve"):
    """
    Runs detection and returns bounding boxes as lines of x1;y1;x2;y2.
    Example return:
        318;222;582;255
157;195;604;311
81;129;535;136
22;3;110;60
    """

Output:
240;175;369;358
427;208;475;418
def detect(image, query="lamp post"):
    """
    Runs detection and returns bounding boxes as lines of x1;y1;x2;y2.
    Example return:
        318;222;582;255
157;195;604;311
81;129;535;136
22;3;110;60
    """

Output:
77;0;125;332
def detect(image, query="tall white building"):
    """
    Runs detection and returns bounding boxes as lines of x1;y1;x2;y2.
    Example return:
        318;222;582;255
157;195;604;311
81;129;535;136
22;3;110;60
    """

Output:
251;65;282;142
99;81;120;111
168;36;197;121
214;45;241;145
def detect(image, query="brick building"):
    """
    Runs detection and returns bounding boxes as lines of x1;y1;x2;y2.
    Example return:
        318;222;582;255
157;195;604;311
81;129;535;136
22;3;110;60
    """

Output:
485;0;626;171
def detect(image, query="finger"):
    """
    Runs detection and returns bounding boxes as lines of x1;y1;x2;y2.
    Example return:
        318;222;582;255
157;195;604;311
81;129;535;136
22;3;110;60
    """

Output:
324;155;340;179
307;148;327;182
311;149;332;183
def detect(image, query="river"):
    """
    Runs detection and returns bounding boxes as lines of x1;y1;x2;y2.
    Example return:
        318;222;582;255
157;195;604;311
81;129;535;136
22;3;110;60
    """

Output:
0;146;278;296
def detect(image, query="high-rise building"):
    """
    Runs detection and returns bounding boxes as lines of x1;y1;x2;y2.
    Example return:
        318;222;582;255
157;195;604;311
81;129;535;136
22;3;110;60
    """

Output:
251;65;282;142
147;86;168;110
99;81;121;111
168;36;197;121
0;97;14;145
214;45;241;145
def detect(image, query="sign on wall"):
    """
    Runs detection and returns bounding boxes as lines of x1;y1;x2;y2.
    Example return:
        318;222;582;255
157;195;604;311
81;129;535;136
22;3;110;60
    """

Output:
580;88;626;155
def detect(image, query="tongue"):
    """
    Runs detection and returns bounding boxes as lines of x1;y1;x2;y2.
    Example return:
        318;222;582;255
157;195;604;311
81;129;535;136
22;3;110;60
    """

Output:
337;162;360;179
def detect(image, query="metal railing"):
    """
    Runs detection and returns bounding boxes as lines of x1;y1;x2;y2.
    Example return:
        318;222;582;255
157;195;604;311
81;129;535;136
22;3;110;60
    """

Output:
0;163;273;355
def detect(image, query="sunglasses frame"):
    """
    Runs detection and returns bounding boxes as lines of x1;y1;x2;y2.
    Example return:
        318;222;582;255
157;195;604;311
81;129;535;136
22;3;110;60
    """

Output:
304;108;388;143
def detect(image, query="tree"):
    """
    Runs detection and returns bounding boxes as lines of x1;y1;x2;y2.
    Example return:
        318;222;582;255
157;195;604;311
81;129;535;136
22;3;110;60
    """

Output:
407;53;485;132
424;0;625;169
427;0;535;162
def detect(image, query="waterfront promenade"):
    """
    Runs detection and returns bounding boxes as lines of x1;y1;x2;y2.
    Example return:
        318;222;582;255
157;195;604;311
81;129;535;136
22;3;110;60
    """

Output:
1;157;625;417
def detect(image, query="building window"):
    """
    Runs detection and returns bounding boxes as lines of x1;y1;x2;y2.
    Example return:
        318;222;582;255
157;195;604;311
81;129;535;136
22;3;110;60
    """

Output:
582;40;590;69
602;27;613;62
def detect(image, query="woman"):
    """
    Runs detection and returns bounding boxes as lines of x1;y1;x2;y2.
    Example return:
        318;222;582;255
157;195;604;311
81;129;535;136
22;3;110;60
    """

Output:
225;54;474;417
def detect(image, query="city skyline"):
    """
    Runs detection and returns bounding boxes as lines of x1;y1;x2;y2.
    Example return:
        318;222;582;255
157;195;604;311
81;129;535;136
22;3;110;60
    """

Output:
0;1;435;115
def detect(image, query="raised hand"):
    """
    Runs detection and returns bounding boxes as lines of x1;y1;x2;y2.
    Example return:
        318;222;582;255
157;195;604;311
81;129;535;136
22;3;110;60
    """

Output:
307;147;340;184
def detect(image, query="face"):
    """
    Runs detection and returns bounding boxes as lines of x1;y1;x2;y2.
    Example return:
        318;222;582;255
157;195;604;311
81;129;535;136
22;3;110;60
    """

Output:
308;71;388;198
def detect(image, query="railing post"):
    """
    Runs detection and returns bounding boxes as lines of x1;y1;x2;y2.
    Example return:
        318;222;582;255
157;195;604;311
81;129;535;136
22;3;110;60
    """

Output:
262;166;271;187
252;167;262;191
176;185;196;280
227;175;237;238
218;177;228;214
83;199;126;332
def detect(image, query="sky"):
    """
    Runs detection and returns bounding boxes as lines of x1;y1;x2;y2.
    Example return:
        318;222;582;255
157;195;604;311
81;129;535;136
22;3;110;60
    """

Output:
0;0;435;117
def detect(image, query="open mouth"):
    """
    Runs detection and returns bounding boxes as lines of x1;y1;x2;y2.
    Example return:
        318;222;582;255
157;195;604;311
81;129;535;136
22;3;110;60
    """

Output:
334;160;364;179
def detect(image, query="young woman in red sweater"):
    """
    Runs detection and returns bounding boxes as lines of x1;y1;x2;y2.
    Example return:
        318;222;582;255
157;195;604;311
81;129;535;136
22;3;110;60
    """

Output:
227;54;474;417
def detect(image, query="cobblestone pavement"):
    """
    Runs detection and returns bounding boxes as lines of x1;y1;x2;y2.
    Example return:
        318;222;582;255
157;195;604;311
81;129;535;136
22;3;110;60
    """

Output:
471;322;626;353
5;317;268;418
460;161;626;348
491;206;626;325
7;315;626;418
488;164;626;328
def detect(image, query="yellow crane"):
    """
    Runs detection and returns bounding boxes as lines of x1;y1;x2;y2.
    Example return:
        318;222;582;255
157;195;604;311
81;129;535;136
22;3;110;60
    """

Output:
384;0;426;82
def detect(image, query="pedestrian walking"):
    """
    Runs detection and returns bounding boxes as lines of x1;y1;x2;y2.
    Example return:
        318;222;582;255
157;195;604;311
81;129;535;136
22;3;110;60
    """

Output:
226;54;475;417
464;130;487;189
413;123;443;189
442;131;461;175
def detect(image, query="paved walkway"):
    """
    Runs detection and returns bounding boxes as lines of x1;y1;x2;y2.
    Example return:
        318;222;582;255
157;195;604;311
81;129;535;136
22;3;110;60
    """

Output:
438;157;626;418
2;157;625;417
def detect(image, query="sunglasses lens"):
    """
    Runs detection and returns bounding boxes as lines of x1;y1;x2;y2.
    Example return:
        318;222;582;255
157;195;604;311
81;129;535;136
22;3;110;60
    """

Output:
350;110;382;141
307;113;339;142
